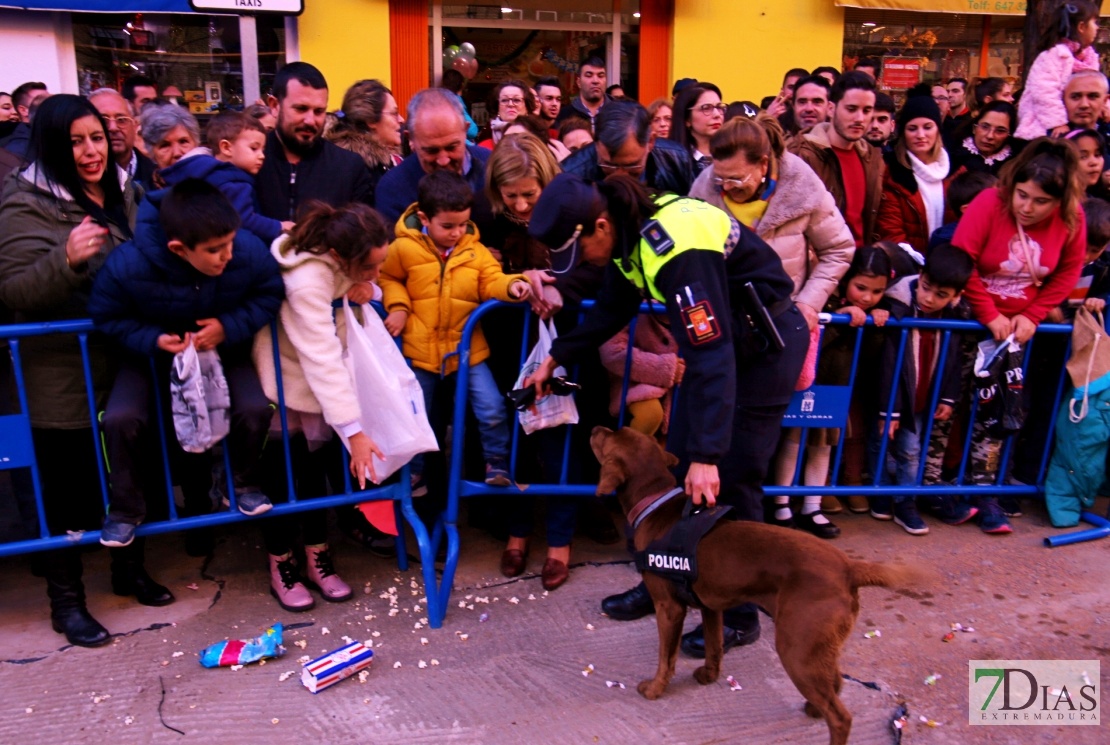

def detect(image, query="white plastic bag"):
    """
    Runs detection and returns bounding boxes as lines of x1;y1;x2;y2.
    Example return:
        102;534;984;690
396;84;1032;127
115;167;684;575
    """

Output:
340;298;438;483
170;345;230;453
513;318;579;435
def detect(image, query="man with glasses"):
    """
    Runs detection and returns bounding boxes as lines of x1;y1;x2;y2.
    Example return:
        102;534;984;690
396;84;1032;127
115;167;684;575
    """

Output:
554;56;609;131
790;71;883;248
560;100;695;197
89;88;154;191
376;87;495;234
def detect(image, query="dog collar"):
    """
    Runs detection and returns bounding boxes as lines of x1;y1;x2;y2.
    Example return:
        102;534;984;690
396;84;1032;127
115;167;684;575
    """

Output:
628;487;686;531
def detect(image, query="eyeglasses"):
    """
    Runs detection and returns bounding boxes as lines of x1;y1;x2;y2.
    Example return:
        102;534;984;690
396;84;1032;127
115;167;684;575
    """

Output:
499;97;525;107
974;122;1010;137
712;175;752;190
690;103;727;116
102;115;135;126
932;95;950;103
599;154;648;176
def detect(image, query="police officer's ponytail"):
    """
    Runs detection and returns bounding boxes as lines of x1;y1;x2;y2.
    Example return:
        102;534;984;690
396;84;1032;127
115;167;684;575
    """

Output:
594;173;658;270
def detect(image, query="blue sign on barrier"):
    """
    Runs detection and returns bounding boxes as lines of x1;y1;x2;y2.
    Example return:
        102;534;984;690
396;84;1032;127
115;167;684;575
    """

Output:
0;415;34;470
782;385;851;427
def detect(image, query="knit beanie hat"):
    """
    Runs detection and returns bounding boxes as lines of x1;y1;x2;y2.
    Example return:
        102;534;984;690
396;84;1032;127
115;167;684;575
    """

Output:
897;88;943;136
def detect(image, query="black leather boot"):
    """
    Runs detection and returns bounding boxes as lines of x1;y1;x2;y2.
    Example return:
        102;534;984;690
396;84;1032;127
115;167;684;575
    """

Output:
600;581;655;621
44;550;110;647
110;539;175;607
680;622;761;659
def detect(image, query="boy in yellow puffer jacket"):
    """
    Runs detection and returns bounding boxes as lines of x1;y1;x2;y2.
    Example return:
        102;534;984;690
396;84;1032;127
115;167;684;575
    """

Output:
380;170;531;490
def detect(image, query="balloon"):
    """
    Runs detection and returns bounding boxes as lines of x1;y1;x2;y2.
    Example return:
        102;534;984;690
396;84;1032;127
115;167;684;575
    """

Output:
465;58;479;79
451;56;470;75
460;42;476;57
445;45;460;59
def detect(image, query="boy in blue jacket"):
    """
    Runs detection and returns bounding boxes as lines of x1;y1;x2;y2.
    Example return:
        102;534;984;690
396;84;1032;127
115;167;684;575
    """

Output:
89;179;285;548
873;244;976;535
159;111;292;245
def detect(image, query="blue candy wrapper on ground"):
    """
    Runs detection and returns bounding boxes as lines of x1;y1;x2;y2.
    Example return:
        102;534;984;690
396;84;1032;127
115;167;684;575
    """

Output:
199;623;285;668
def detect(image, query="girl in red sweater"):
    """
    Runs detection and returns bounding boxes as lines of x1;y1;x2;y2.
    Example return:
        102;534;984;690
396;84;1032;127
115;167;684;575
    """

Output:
952;137;1087;532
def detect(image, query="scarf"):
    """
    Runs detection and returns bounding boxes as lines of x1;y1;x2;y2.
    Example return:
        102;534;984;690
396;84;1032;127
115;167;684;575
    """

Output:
908;149;949;237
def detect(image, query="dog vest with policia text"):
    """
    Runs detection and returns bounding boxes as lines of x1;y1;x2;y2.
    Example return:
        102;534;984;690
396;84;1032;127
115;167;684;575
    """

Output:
633;499;733;606
616;195;734;304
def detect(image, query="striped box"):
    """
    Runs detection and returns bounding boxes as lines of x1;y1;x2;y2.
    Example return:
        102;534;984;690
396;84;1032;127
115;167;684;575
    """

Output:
301;642;374;694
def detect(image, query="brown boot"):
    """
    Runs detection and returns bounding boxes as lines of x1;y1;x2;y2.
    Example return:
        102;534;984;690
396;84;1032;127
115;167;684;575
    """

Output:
821;495;843;514
846;496;870;513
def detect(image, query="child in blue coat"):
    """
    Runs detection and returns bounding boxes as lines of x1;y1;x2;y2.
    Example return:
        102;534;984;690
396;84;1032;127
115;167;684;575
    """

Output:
89;179;285;548
159;112;293;244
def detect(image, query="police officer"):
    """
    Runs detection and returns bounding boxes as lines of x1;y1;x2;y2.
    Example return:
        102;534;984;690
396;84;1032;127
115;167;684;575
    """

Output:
527;172;809;658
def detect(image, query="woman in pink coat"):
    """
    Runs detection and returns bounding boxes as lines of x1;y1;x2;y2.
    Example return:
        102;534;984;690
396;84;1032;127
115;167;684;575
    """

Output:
1015;0;1101;140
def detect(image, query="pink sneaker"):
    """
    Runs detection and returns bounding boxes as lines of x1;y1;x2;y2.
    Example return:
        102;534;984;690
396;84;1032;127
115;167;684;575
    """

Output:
304;545;353;602
269;553;315;612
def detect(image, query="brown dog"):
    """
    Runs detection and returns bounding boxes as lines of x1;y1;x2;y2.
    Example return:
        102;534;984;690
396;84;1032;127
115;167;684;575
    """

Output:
591;426;921;745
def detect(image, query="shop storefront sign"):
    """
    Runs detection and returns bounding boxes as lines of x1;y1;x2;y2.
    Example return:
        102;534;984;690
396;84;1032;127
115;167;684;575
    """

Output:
881;57;922;89
839;0;1110;15
190;0;303;13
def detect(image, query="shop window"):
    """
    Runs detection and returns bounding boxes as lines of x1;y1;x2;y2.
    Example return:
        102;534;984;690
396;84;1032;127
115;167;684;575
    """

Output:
432;0;640;120
73;12;286;112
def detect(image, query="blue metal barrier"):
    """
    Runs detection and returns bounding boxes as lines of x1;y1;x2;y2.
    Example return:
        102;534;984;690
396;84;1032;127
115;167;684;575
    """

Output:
0;318;447;624
3;303;1104;630
430;300;1100;627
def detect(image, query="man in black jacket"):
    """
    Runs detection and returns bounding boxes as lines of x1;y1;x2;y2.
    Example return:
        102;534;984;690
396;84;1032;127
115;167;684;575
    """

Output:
560;100;695;197
255;62;373;221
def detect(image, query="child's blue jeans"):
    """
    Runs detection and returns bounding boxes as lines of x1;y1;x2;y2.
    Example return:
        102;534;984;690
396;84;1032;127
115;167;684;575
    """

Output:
870;412;927;503
412;361;510;473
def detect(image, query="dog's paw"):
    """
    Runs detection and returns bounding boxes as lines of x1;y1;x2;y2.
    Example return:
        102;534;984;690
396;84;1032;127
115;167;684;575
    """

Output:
637;679;666;700
804;701;824;719
693;666;719;685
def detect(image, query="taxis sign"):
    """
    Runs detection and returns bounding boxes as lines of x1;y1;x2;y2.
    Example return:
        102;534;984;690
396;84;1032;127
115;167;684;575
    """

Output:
190;0;304;14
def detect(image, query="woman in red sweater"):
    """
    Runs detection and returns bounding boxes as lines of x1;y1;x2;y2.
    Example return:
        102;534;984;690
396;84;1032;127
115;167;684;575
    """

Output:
953;138;1087;343
952;137;1086;533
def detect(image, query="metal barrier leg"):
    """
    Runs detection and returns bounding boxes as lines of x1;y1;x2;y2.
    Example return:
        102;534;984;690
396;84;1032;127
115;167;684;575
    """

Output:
1044;511;1110;547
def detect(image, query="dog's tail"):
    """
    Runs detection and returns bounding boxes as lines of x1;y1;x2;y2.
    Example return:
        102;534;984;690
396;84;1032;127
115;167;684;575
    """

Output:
849;561;931;589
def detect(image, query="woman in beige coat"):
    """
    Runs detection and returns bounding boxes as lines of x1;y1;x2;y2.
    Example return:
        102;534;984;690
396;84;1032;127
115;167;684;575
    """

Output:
689;113;855;538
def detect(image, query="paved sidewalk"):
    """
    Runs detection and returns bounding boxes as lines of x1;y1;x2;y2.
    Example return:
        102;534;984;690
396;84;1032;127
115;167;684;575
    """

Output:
0;496;1106;744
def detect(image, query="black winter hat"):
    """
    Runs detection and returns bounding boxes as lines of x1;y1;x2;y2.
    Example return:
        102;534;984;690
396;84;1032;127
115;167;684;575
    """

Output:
896;89;943;136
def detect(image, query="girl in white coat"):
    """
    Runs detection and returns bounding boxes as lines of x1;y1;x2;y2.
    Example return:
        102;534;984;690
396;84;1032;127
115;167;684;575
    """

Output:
252;203;389;612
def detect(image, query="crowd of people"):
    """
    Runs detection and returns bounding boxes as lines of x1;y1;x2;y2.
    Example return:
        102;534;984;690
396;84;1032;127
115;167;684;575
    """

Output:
0;0;1107;659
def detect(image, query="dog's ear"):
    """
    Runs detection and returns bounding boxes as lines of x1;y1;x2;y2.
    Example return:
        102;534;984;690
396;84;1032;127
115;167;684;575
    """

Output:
596;457;627;496
657;444;679;468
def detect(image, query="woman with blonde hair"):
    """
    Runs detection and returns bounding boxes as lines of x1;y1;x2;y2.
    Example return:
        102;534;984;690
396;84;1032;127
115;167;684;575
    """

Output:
690;110;855;536
324;79;404;196
647;98;673;139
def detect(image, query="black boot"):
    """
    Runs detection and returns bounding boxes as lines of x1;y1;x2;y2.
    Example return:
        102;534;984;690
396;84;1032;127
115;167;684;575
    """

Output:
44;550;110;647
680;621;761;659
110;539;175;607
600;582;655;621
